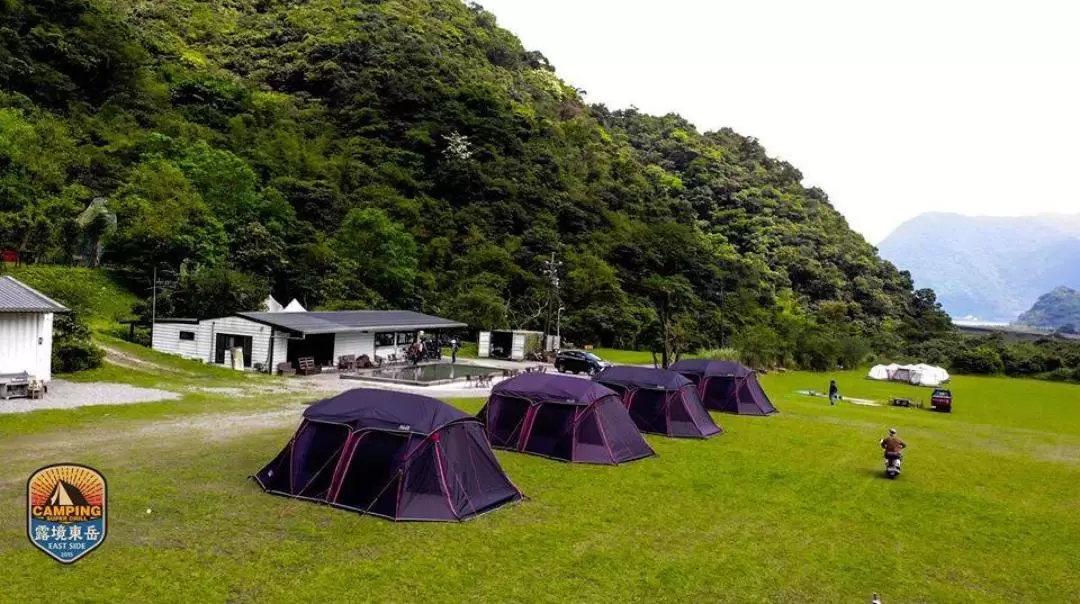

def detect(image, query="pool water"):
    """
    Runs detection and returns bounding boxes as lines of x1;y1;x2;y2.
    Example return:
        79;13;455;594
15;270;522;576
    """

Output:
345;362;500;385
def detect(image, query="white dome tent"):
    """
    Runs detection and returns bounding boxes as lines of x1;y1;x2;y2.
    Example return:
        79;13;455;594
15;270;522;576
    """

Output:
867;363;950;387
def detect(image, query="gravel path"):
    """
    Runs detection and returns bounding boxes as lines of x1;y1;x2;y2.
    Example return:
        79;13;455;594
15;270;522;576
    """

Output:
0;379;181;414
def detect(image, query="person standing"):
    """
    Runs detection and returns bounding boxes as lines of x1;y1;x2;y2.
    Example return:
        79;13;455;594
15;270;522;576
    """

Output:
450;338;460;364
828;379;839;405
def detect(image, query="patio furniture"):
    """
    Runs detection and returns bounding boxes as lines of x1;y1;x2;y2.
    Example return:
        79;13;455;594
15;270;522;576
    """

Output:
338;355;357;372
28;380;45;400
296;357;318;376
0;372;31;400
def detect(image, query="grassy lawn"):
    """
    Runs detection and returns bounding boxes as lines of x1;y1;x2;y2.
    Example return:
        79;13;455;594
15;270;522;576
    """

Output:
1;369;1079;602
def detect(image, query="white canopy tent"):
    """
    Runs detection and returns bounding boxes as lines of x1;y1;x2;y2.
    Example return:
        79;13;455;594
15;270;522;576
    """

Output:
867;363;950;387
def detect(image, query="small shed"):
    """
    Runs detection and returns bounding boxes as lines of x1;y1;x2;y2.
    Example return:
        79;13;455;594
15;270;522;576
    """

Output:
0;276;69;385
477;330;544;361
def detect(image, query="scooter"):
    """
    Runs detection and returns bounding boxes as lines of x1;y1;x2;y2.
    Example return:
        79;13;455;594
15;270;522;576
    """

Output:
884;455;902;479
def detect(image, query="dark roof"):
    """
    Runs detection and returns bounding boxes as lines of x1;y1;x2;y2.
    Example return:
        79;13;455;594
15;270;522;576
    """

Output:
236;310;466;336
303;388;472;433
0;276;69;313
594;366;693;390
491;373;617;406
669;359;750;377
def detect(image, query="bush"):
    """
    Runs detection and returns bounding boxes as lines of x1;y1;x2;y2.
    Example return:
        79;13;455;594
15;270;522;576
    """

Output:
1041;367;1080;383
54;339;105;373
696;348;742;362
950;346;1004;375
51;312;104;373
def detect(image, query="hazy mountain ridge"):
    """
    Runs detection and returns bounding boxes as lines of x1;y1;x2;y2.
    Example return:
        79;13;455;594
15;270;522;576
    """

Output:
877;212;1080;321
1016;286;1080;330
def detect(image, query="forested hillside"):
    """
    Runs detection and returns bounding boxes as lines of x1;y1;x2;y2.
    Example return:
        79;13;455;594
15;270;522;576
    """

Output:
1016;287;1080;331
0;0;951;368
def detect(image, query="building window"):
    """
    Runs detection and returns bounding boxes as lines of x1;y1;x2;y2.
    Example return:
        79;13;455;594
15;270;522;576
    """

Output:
396;332;415;345
375;332;395;347
179;331;196;341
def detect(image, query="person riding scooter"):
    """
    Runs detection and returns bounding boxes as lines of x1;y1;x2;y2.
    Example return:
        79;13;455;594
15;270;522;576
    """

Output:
880;428;906;464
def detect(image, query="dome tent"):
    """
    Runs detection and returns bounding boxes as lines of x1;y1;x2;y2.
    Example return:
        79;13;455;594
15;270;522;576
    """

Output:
669;359;778;416
867;363;949;387
252;389;523;522
477;373;655;464
593;366;722;438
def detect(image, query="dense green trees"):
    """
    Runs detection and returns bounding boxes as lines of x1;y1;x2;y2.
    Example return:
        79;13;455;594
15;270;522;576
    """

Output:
0;0;955;369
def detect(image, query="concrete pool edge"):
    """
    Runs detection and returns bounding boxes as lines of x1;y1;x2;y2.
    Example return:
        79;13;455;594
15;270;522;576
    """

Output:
338;363;504;387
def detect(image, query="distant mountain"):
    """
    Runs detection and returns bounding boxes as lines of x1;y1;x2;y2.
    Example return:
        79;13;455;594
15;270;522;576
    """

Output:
1016;287;1080;330
877;212;1080;321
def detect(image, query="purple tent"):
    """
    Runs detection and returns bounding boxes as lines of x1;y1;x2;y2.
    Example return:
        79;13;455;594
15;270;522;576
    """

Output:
669;359;778;416
477;373;655;464
593;366;723;438
252;388;523;522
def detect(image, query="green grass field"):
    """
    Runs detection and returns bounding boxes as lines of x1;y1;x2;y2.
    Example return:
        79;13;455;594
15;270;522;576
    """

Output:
2;362;1079;602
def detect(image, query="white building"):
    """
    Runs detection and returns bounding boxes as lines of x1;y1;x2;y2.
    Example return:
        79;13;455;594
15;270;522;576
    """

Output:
0;276;69;383
152;308;465;372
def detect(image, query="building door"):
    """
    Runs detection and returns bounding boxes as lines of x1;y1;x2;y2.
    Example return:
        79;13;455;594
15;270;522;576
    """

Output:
287;333;336;367
215;333;253;367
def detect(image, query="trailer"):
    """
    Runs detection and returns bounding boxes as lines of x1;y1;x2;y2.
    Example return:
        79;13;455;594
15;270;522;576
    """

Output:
477;330;545;361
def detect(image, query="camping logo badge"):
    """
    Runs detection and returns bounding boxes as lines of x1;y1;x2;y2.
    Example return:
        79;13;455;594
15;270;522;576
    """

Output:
27;463;107;564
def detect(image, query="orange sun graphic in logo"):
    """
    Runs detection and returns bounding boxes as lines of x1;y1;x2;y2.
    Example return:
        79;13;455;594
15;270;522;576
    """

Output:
29;465;105;508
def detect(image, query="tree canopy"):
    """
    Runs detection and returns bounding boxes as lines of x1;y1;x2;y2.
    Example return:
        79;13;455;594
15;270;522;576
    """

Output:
0;0;953;368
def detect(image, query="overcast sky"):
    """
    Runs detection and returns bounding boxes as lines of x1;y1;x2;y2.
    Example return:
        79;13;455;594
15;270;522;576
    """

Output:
473;0;1080;244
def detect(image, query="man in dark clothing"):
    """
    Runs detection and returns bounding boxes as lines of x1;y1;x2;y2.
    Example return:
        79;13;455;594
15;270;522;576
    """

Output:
828;380;839;405
880;428;906;460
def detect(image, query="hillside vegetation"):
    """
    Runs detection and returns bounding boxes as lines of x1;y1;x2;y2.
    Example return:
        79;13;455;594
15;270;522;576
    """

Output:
0;0;951;368
1016;286;1080;331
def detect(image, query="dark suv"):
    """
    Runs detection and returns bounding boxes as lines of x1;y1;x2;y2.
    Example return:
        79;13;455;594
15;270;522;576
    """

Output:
554;350;611;375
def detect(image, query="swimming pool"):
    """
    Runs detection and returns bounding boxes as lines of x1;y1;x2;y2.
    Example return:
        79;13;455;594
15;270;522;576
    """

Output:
342;362;501;386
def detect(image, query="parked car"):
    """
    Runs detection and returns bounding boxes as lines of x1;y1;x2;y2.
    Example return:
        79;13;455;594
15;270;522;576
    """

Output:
930;388;952;412
554;350;611;375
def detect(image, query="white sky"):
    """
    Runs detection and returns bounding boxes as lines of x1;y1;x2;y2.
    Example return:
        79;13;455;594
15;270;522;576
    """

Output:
473;0;1080;244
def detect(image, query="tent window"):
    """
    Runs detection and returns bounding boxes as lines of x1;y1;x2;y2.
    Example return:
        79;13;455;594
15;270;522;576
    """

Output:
375;333;395;347
179;331;195;341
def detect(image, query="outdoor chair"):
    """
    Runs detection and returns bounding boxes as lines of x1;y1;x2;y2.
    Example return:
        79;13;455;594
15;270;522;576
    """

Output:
296;357;318;376
338;355;357;372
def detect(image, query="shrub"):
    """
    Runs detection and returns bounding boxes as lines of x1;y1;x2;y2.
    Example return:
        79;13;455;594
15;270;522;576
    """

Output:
950;346;1004;375
54;339;105;373
696;348;742;362
51;312;104;373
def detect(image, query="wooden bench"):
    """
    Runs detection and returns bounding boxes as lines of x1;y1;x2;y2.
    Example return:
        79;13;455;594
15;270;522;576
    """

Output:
296;357;318;376
0;372;31;400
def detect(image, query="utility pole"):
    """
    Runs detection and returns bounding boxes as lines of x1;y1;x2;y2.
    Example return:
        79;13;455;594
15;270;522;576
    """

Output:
541;252;562;350
719;283;725;349
151;265;157;345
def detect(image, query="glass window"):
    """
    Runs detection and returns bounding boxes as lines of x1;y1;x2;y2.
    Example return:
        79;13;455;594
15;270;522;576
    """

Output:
375;333;395;347
396;332;415;345
179;331;196;341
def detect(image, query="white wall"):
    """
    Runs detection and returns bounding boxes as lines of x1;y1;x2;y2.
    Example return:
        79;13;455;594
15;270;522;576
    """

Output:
150;316;288;371
334;332;375;360
0;312;54;381
198;316;286;370
151;323;200;360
